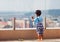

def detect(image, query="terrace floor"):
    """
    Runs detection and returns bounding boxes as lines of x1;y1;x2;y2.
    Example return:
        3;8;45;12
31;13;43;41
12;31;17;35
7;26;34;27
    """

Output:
0;39;60;42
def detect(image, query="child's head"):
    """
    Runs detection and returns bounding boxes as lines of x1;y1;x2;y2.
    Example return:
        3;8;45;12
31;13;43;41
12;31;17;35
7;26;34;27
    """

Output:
35;10;41;17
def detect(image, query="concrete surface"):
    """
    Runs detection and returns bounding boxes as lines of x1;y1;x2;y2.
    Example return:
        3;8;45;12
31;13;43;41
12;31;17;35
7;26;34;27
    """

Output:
0;39;60;42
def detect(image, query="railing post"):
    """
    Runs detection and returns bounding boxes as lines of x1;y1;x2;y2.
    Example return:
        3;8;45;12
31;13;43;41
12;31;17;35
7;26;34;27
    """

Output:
13;17;16;30
45;17;46;29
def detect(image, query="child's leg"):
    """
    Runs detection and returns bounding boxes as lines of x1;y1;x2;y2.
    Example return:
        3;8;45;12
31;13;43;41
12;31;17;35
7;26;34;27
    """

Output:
37;34;43;40
40;34;43;40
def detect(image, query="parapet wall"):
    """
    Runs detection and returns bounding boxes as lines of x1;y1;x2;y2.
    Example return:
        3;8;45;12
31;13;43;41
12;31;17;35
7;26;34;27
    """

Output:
0;29;60;40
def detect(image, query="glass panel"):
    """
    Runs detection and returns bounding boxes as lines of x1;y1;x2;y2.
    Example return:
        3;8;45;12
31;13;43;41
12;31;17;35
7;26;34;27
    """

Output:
15;12;35;29
15;0;46;29
0;0;46;30
46;0;60;29
46;17;60;27
0;16;13;30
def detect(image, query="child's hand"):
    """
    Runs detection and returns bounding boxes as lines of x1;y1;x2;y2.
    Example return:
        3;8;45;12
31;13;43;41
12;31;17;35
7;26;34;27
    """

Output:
31;16;34;19
31;16;34;22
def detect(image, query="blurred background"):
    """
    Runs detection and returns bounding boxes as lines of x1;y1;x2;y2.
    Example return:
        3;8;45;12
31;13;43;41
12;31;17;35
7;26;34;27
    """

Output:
0;0;60;30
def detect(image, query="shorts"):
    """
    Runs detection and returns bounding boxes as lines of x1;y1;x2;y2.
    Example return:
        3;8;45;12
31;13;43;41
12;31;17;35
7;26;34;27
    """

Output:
36;22;44;34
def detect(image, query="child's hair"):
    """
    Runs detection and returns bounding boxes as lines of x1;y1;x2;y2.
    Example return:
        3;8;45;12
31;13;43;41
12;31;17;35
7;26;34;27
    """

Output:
35;10;41;16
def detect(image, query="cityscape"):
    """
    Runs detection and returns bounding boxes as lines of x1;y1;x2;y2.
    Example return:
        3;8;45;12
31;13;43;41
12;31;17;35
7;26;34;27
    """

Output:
0;9;60;29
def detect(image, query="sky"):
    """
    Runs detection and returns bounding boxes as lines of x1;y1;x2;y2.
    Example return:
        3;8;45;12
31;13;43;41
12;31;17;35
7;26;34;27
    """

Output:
0;0;60;12
46;0;60;9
